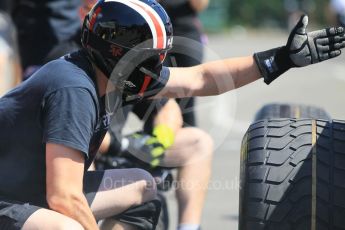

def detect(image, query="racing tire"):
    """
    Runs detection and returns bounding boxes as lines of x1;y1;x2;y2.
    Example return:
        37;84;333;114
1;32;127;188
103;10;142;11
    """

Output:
254;104;331;121
239;118;345;230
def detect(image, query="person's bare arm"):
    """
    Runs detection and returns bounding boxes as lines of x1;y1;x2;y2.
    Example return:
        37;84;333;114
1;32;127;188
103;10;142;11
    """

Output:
46;143;99;230
157;56;260;98
189;0;209;12
156;15;345;99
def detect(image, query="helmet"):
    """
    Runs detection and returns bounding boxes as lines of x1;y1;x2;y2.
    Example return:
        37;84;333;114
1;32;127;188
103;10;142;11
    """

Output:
81;0;173;98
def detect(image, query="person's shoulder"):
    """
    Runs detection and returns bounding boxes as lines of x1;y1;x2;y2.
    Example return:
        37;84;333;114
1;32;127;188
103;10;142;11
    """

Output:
31;54;97;96
47;59;92;83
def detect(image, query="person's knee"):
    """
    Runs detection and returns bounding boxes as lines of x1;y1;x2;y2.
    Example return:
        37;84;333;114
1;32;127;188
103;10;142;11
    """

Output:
59;221;84;230
48;218;84;230
189;128;214;160
197;129;214;154
22;209;84;230
132;168;157;205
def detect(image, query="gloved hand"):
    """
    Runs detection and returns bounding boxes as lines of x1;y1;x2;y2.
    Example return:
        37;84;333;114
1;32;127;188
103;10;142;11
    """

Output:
254;15;345;84
123;125;175;169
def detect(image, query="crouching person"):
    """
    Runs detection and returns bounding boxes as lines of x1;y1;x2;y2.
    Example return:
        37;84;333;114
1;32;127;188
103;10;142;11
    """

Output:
1;0;345;229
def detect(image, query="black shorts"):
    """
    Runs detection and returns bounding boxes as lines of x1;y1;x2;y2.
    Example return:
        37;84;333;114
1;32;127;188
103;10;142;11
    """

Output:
0;171;104;230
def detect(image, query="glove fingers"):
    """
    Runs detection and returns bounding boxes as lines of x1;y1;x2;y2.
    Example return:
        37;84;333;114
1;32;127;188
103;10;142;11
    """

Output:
319;50;342;61
329;50;342;59
326;27;345;36
150;159;160;168
151;147;166;168
293;15;309;35
319;52;330;61
151;146;165;158
317;44;330;53
333;41;345;50
317;34;345;45
318;44;345;52
316;36;345;54
310;27;345;39
334;34;345;43
146;137;160;145
286;15;309;56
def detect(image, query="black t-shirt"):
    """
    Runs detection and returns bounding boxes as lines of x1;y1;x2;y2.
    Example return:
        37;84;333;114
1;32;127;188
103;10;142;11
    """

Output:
0;0;13;13
0;50;170;205
0;50;109;205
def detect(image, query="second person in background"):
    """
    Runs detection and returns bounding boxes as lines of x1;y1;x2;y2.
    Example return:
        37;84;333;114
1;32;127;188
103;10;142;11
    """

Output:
9;0;81;80
159;0;209;127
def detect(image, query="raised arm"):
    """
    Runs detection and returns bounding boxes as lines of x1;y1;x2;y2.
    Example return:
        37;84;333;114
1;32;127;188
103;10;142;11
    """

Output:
157;15;345;98
158;56;260;97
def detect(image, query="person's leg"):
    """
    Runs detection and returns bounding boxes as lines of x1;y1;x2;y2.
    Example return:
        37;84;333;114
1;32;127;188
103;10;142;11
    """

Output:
86;168;156;219
14;168;157;230
0;197;84;230
176;97;196;127
98;199;161;230
22;208;84;230
84;168;159;230
162;127;214;227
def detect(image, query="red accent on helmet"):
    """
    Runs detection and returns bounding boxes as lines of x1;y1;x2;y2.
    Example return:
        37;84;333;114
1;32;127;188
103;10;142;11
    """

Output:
89;7;102;30
139;75;153;96
159;53;166;62
131;1;165;49
109;45;124;57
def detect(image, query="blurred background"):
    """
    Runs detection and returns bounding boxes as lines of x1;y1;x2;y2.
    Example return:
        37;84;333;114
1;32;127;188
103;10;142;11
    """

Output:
1;0;345;229
201;0;331;31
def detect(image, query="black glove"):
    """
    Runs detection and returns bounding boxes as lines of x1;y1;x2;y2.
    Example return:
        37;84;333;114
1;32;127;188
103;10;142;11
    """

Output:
122;132;166;169
254;15;345;84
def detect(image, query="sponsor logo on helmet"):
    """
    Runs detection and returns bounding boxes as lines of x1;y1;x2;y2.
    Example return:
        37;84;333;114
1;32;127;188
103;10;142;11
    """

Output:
167;37;173;48
109;44;123;57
